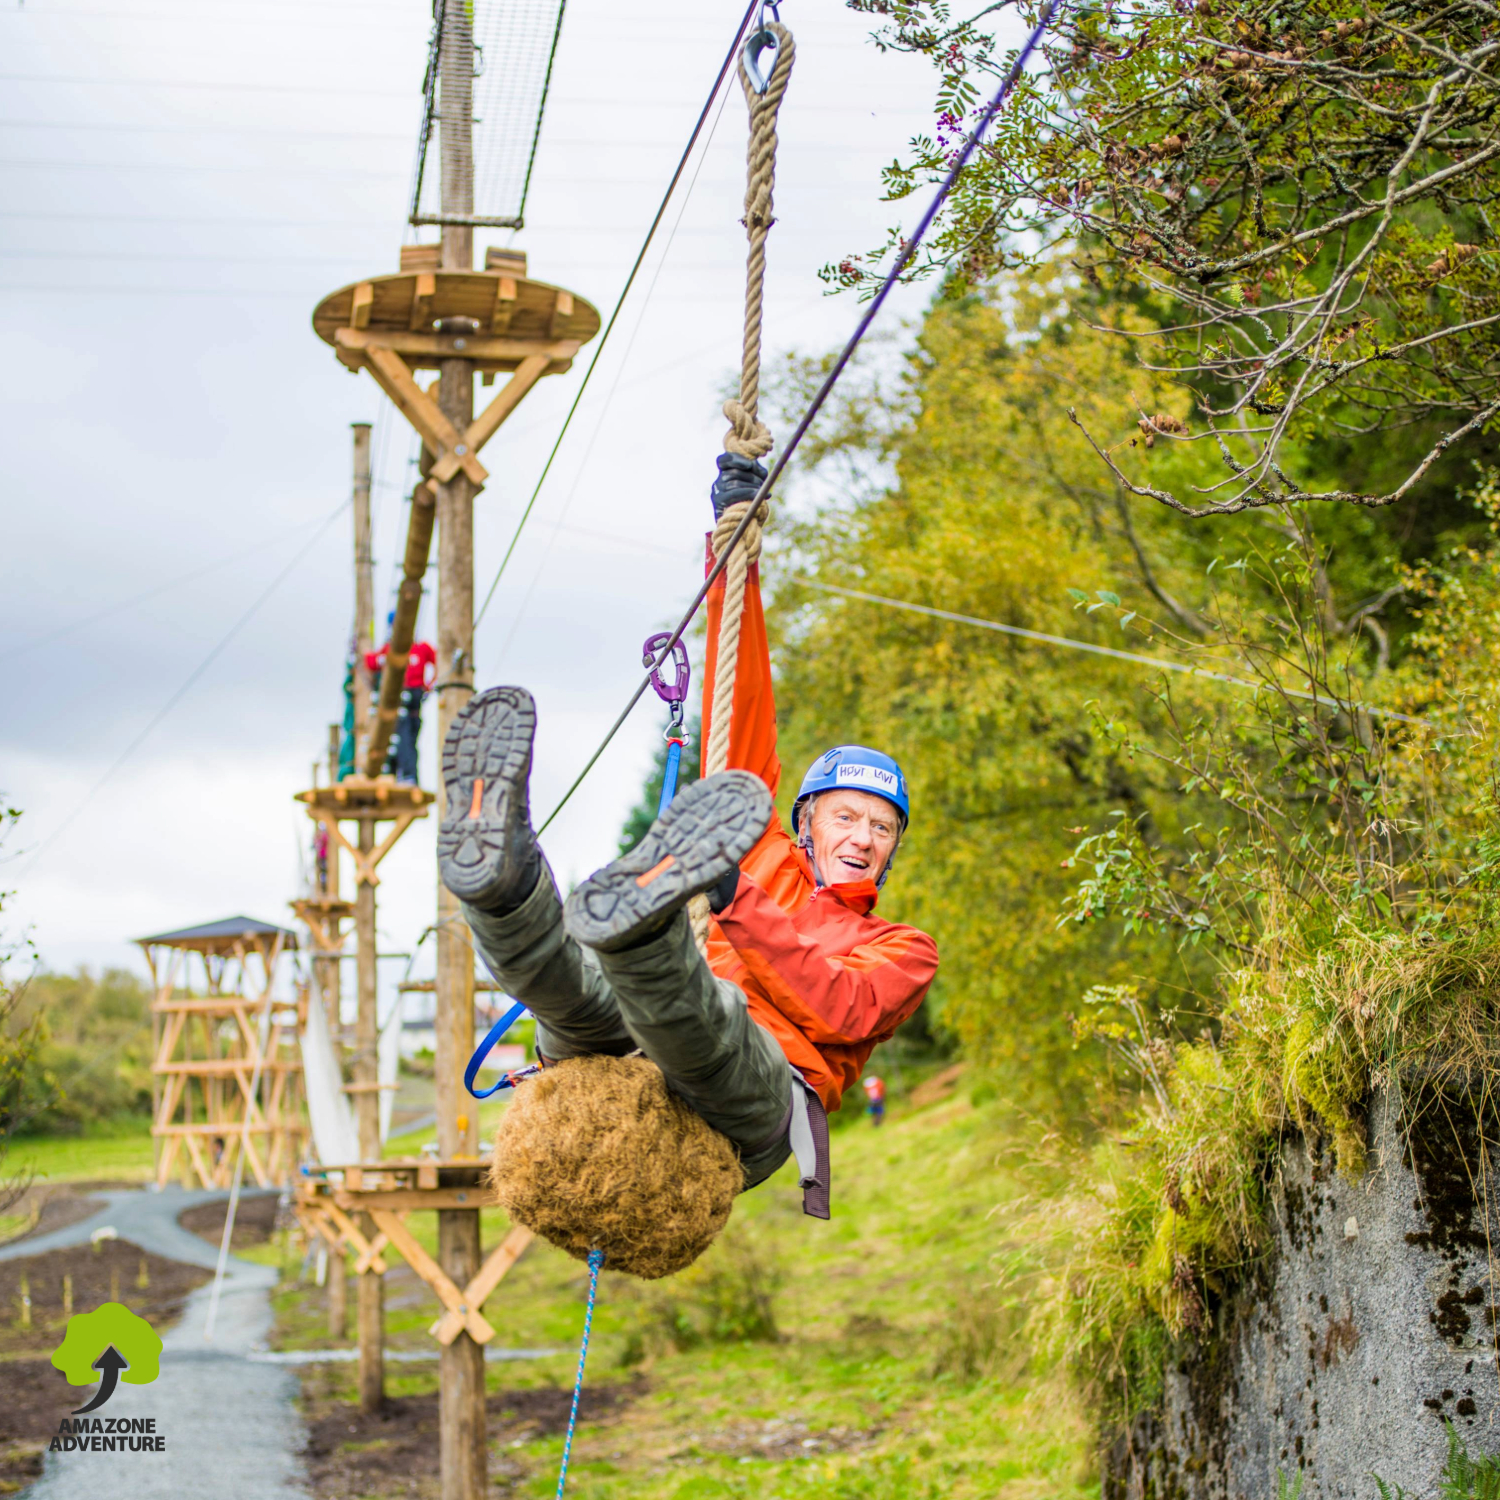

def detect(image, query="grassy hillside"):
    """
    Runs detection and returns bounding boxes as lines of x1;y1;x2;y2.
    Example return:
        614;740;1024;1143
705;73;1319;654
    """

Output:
7;1119;155;1183
278;1081;1097;1500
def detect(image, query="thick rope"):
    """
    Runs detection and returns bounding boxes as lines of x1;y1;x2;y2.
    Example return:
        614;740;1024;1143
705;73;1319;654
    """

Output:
692;23;795;950
722;20;794;463
555;1247;604;1497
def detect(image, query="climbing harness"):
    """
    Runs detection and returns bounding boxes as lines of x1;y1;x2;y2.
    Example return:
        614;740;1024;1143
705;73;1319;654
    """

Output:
643;630;692;814
554;1247;605;1497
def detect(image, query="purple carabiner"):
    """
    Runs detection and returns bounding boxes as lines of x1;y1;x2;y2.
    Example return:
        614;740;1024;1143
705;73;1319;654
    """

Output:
643;632;691;706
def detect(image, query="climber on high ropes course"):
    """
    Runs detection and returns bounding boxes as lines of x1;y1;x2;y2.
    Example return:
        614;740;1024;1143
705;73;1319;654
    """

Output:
436;452;940;1216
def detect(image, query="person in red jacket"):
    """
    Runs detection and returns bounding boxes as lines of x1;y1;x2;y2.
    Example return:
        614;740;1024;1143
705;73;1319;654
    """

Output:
366;621;437;784
438;453;938;1216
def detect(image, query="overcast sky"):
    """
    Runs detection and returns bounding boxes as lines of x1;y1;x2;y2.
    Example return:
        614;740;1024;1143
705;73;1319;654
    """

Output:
2;0;964;1007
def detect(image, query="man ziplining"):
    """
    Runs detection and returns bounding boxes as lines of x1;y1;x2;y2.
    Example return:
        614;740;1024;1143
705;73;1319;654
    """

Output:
436;453;940;1214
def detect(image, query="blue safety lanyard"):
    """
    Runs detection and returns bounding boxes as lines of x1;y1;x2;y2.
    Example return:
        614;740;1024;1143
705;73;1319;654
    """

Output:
462;999;530;1099
657;734;688;815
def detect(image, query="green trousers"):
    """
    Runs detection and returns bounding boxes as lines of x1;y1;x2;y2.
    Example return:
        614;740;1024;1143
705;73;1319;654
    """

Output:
462;863;793;1188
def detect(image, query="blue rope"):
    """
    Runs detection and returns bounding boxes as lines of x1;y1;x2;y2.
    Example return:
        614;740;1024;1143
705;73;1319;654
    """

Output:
555;1248;605;1497
463;999;529;1099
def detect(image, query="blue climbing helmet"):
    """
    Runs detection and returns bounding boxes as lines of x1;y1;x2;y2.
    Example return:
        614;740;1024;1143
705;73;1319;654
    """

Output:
792;746;909;887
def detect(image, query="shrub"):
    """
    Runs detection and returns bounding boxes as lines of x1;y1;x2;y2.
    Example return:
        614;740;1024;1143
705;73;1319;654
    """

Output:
618;1228;783;1362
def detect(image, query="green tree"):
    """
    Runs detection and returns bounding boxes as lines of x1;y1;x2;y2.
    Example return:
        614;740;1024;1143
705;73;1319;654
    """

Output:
10;968;154;1135
762;264;1456;1113
0;803;49;1210
840;0;1500;515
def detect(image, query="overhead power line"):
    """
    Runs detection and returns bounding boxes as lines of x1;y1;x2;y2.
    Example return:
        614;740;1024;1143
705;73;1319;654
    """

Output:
0;121;414;139
19;501;350;876
0;74;414;95
1;158;406;178
807;584;1433;727
534;0;1068;835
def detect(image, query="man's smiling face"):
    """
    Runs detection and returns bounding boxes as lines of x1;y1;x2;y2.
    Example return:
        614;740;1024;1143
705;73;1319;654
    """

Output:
804;789;901;886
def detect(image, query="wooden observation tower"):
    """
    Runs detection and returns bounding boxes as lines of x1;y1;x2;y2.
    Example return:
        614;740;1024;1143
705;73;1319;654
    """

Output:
140;916;306;1190
296;254;597;1466
293;4;600;1491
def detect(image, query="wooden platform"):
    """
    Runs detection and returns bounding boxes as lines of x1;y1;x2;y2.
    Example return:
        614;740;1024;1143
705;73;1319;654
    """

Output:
312;269;600;374
296;776;433;889
296;774;433;817
295;1159;532;1347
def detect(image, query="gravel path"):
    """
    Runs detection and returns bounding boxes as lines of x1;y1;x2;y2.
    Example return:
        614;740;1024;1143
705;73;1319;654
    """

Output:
13;1185;308;1500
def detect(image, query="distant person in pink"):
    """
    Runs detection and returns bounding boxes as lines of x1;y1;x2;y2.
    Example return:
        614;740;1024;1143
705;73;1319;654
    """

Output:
861;1074;886;1126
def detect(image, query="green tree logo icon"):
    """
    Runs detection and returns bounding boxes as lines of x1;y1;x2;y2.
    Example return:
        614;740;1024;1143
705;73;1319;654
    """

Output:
51;1302;162;1413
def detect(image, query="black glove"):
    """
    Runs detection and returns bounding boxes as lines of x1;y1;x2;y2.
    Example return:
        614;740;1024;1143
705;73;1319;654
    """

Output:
709;452;768;521
706;865;742;914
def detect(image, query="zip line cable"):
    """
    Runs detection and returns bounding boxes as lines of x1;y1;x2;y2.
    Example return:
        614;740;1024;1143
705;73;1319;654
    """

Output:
20;501;351;876
807;583;1437;728
534;0;1067;835
471;0;763;634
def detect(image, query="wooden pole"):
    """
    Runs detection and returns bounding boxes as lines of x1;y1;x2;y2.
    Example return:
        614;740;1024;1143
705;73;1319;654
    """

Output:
352;422;375;770
434;7;485;1497
351;421;386;1412
324;720;350;1342
355;817;384;1411
322;725;343;1032
364;452;437;777
327;1223;348;1340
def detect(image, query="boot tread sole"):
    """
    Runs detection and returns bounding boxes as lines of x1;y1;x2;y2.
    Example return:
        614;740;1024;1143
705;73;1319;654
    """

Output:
436;686;536;903
563;771;772;950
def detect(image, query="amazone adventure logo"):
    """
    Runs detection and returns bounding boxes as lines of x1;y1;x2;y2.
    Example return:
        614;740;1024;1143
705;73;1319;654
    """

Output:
48;1302;167;1452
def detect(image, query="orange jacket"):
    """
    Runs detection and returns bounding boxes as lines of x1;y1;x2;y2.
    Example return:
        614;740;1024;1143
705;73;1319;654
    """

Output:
699;543;939;1110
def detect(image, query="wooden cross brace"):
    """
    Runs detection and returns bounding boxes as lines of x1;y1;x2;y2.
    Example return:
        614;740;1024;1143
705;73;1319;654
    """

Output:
318;1199;389;1276
315;811;420;890
370;1213;533;1347
351;343;554;496
297;1203;344;1254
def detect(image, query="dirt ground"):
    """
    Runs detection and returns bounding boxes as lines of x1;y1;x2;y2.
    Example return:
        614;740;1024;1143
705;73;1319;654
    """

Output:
177;1191;280;1251
297;1363;643;1499
0;1239;211;1491
0;1360;71;1494
0;1238;211;1359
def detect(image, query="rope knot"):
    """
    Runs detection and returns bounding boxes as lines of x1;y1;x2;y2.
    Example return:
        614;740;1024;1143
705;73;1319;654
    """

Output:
722;398;773;460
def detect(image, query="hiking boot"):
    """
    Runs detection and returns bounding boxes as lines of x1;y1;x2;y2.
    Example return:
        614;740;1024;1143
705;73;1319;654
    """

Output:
437;686;541;912
563;770;772;952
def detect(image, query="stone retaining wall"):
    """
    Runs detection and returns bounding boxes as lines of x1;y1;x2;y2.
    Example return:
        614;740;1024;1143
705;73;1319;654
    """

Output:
1108;1086;1500;1500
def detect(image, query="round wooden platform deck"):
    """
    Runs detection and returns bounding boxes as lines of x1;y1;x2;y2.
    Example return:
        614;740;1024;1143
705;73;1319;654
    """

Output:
313;270;601;374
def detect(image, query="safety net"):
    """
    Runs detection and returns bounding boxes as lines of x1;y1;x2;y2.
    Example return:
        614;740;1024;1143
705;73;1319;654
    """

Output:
409;0;568;230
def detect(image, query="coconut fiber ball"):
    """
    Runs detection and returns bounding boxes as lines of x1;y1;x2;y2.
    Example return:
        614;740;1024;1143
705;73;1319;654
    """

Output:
488;1054;742;1280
